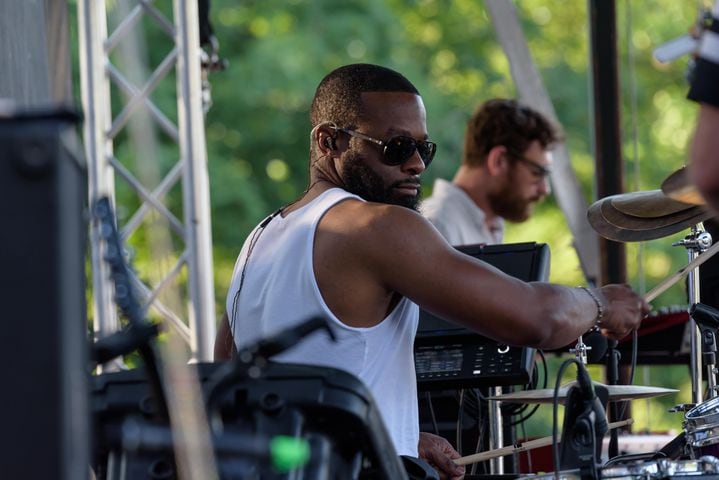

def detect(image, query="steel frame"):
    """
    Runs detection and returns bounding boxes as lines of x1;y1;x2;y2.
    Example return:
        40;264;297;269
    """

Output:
77;0;216;362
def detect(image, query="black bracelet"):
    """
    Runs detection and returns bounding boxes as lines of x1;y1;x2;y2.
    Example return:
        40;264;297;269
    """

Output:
577;286;604;330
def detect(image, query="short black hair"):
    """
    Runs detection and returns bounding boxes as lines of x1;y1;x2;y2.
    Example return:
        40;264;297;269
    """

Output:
310;64;420;129
463;99;561;167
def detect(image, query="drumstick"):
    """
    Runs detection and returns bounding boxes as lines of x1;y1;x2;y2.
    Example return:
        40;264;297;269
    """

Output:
644;241;719;303
453;419;633;466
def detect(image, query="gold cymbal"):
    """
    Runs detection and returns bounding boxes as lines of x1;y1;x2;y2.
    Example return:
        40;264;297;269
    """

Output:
661;166;706;206
488;382;678;404
587;190;713;242
611;189;695;218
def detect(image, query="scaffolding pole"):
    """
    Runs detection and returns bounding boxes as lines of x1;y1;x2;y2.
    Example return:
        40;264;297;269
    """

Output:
77;0;216;363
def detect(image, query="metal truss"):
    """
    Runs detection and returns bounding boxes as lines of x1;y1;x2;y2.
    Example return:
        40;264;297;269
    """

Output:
77;0;216;362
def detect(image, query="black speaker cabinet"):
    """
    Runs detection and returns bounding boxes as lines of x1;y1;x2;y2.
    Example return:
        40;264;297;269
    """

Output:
0;107;88;479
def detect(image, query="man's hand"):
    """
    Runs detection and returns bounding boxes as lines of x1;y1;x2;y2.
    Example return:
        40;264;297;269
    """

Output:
597;284;651;340
418;432;465;480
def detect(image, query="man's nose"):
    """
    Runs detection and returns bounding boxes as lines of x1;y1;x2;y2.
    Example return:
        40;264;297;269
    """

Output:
538;176;551;196
402;150;427;175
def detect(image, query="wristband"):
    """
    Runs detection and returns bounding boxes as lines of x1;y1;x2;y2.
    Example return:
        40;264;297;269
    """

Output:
577;286;604;330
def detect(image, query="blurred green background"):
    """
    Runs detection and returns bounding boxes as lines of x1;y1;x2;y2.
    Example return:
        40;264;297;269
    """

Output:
82;0;705;438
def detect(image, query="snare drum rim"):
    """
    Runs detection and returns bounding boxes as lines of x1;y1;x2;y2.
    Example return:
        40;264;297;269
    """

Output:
684;397;719;437
685;397;719;420
602;459;716;478
686;425;719;447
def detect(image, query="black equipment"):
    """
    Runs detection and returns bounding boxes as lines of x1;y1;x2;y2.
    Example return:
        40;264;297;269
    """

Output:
616;307;690;365
414;242;550;391
558;362;609;479
93;197;169;422
415;242;550;472
0;107;89;480
690;302;719;387
91;362;410;480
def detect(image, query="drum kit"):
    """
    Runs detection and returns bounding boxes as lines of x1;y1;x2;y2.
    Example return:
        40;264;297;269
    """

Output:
456;166;719;480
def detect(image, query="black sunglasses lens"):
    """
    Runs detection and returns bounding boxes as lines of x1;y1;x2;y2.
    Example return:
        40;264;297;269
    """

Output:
384;137;416;165
384;137;436;167
418;142;436;166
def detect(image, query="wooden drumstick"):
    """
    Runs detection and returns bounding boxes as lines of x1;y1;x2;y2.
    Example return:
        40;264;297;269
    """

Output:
453;419;633;466
644;241;719;303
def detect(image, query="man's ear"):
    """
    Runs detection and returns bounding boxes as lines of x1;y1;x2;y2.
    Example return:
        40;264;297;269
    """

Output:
314;123;339;156
486;145;509;176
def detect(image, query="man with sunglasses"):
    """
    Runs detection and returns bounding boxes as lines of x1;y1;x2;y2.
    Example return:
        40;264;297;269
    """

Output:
421;99;557;246
215;63;649;479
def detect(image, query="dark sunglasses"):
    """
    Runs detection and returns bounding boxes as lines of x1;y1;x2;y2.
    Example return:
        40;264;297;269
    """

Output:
337;127;436;167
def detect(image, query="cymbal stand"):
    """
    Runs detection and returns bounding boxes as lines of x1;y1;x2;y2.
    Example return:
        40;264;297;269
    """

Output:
674;226;712;404
488;388;504;474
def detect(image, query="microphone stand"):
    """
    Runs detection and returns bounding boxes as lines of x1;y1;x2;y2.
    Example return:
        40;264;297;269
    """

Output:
676;227;712;404
605;339;621;459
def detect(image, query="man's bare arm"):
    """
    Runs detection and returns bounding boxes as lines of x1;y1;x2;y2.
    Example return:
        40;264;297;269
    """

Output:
321;201;647;349
214;312;236;361
690;104;719;212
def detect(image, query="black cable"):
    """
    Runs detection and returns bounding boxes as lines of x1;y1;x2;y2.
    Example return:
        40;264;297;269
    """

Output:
94;198;169;422
552;358;582;480
507;350;548;427
228;209;282;357
521;420;533;473
470;388;483;476
617;329;638;421
456;389;465;455
198;0;213;46
477;398;488;475
451;350;548;471
507;351;549;426
425;392;439;436
539;349;549;388
508;404;541;428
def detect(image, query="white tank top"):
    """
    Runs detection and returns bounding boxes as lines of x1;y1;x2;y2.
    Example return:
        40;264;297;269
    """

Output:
225;188;420;456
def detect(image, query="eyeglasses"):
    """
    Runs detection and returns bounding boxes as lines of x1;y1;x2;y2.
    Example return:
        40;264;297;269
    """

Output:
337;128;436;167
514;156;552;180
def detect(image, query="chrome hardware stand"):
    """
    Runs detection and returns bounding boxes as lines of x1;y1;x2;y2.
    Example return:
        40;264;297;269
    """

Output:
674;226;713;403
488;387;504;474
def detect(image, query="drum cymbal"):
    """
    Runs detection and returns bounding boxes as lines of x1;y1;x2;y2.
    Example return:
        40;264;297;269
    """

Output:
489;382;678;404
662;166;706;206
587;191;713;242
611;189;695;218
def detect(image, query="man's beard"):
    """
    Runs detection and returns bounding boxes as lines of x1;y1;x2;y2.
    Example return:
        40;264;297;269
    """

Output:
488;171;539;222
340;152;421;211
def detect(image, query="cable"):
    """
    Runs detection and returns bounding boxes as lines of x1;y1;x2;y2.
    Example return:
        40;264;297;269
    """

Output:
456;389;465;455
552;358;582;480
507;351;548;430
617;329;639;421
521;420;533;474
197;0;213;46
470;389;483;476
425;391;439;436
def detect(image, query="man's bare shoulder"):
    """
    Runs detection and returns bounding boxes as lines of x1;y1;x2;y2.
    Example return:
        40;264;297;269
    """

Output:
322;198;433;239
